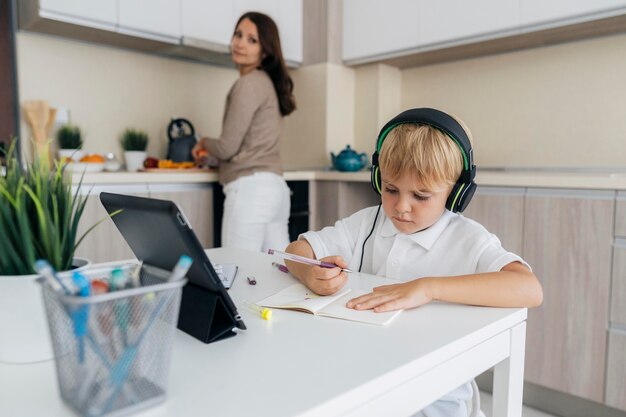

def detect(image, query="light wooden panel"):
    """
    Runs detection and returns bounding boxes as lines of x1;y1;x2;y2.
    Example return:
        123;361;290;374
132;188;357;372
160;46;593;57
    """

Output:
611;242;626;326
337;182;380;220
605;330;626;411
523;189;614;402
461;187;524;255
311;181;379;230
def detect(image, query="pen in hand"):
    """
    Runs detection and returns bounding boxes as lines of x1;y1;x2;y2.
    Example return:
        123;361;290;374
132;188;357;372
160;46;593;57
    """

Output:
267;249;353;273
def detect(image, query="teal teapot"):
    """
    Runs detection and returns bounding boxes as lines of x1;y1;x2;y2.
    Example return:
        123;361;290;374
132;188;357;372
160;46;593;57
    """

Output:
330;145;368;172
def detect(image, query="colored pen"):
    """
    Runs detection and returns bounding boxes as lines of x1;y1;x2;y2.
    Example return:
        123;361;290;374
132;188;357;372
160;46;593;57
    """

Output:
267;249;353;273
34;259;73;294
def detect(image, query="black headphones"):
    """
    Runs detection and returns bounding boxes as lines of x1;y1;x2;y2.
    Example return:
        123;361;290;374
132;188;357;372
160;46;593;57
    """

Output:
370;108;477;213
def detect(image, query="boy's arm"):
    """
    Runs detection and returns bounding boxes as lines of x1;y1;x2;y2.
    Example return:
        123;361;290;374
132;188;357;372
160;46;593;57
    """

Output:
285;240;349;296
347;261;543;312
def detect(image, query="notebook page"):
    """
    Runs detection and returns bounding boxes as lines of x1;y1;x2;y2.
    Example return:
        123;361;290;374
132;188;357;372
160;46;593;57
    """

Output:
317;289;401;326
258;283;351;313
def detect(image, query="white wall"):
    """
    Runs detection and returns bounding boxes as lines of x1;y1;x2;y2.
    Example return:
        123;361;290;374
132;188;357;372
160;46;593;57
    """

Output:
16;32;238;160
401;32;626;168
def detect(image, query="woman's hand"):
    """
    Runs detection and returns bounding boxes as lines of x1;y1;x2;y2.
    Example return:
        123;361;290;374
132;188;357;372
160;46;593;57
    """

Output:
191;140;209;163
346;279;433;312
299;255;349;296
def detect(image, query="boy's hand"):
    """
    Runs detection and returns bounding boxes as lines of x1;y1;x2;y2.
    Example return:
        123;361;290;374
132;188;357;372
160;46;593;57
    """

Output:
300;255;348;296
346;279;432;312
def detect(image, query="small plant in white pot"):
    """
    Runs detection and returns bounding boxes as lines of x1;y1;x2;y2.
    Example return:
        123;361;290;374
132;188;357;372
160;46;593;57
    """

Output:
121;128;148;172
56;123;84;162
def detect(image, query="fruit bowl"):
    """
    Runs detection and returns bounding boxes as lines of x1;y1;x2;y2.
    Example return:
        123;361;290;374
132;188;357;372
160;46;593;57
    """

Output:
68;162;105;173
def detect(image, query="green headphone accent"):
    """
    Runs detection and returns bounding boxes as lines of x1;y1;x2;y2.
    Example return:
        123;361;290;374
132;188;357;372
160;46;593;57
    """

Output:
370;108;477;213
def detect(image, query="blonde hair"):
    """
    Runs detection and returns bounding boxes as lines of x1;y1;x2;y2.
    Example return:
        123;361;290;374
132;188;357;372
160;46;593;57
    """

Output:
378;119;472;192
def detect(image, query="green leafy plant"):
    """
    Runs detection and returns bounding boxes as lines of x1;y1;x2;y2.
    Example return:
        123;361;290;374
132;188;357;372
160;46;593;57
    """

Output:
120;128;148;151
0;141;115;275
57;124;83;149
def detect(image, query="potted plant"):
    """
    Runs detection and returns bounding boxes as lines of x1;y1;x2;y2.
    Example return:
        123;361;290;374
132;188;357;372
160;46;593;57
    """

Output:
0;141;112;363
120;128;148;172
56;123;84;162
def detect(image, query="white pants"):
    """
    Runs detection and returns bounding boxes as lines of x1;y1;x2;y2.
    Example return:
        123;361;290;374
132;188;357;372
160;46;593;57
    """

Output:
413;381;474;417
222;172;291;252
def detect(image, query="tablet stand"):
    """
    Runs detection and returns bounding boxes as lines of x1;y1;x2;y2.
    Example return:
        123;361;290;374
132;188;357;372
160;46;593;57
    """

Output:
177;283;237;343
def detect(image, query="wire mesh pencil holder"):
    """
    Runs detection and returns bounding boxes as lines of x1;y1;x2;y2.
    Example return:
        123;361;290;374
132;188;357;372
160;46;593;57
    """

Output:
39;264;186;417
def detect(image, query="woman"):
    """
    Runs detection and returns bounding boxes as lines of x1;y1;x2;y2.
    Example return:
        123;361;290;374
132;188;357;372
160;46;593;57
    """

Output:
192;12;296;252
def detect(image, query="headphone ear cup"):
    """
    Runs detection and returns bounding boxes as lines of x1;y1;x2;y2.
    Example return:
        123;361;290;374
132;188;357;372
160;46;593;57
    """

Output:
456;181;477;213
370;164;382;195
446;181;477;213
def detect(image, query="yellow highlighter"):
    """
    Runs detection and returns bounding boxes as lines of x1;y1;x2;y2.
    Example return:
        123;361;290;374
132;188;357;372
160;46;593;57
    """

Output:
244;300;272;320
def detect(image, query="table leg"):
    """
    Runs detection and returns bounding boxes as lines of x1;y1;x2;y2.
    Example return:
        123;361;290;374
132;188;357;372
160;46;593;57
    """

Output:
492;321;527;417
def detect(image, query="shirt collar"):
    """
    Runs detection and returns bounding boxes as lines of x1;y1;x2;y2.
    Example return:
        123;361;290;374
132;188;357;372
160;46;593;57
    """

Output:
380;210;455;250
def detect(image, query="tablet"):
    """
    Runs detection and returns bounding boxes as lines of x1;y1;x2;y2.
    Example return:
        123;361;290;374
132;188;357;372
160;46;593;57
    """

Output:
99;192;245;330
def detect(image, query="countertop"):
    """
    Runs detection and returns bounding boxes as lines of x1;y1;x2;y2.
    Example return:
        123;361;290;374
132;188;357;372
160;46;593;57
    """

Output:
71;168;626;190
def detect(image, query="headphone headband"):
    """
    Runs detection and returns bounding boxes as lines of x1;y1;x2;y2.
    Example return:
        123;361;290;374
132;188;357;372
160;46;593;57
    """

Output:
371;108;477;213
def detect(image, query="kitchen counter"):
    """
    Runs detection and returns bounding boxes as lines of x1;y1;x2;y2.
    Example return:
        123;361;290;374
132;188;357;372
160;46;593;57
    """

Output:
72;168;626;190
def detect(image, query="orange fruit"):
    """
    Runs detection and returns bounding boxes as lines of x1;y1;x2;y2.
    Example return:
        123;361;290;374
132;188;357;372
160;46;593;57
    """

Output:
80;154;105;163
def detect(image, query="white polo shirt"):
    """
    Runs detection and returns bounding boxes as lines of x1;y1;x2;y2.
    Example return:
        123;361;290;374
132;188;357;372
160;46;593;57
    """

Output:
301;205;528;417
301;206;527;279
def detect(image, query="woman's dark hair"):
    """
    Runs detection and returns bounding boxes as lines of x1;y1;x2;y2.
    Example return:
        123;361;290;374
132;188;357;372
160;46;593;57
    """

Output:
235;12;296;116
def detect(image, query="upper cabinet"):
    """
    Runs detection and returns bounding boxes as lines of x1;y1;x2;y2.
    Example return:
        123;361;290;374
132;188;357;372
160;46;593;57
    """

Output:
342;0;419;62
20;0;302;66
38;0;117;29
181;0;235;52
417;0;518;46
118;0;181;43
521;0;626;28
181;0;302;65
343;0;626;65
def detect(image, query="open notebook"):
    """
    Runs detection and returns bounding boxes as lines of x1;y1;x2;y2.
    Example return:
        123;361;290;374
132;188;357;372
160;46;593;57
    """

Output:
257;283;401;326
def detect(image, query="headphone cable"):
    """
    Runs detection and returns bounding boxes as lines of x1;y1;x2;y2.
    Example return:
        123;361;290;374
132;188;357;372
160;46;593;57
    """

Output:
358;203;381;273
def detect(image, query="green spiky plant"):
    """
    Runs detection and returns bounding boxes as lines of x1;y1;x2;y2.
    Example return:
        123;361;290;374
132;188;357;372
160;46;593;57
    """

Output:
57;124;82;149
120;128;148;151
0;141;116;275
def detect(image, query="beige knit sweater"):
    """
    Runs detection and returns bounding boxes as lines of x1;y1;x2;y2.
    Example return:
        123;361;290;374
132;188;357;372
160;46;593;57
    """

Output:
203;69;283;185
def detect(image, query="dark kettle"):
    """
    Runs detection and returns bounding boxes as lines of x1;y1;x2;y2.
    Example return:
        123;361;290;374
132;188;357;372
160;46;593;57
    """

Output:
166;118;197;162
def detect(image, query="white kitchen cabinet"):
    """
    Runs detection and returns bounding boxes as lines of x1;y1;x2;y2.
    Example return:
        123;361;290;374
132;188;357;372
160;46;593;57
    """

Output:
181;0;235;52
38;0;117;30
342;0;626;65
118;0;181;43
180;0;302;64
521;0;626;29
417;0;519;46
342;0;419;62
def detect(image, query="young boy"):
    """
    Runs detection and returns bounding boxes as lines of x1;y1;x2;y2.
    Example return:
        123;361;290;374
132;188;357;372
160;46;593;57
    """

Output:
285;108;543;417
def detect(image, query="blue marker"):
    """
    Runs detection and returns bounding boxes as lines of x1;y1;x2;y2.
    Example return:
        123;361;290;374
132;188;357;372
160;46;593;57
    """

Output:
72;271;90;363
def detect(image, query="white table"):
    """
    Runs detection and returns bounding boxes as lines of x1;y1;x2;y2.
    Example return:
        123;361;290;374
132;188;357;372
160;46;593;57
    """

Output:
0;248;527;416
